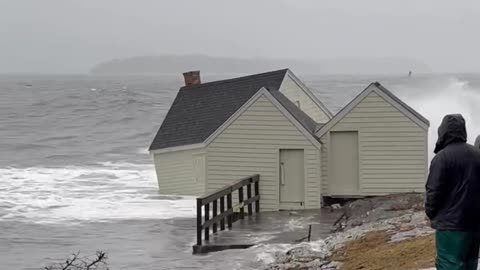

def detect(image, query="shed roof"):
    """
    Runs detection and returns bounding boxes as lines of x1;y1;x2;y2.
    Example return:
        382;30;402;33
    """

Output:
269;90;319;133
149;69;320;151
315;81;430;137
373;82;429;126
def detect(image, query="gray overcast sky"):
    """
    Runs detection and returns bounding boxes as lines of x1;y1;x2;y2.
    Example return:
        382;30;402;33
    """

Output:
1;0;479;73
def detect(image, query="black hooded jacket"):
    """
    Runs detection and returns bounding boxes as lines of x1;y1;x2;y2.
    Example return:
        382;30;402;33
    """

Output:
426;114;480;231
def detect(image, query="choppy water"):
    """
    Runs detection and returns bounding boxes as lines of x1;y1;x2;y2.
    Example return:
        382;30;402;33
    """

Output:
2;72;480;269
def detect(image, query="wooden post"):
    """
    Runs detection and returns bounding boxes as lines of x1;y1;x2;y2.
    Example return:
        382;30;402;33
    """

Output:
227;193;233;229
204;203;210;241
247;182;253;216
220;196;225;230
308;224;312;242
238;186;244;219
254;178;260;213
212;199;218;233
196;198;202;246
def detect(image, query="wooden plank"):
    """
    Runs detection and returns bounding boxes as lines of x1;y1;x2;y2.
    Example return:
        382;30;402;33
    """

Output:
231;176;254;190
196;198;202;246
218;133;307;140
204;203;210;241
223;128;302;135
199;187;232;205
199;175;258;204
255;180;260;213
243;194;260;206
208;165;276;172
205;151;274;158
247;183;253;216
220;197;225;230
193;244;255;254
202;209;234;229
238;186;244;219
227;193;233;229
213;138;310;146
212;200;218;233
195;174;262;247
208;160;277;167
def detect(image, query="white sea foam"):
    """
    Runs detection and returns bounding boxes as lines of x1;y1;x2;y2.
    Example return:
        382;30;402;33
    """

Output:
394;76;480;161
135;147;150;154
252;243;293;265
0;163;195;224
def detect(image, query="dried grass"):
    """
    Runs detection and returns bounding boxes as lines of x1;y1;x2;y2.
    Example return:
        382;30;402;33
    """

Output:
330;231;435;270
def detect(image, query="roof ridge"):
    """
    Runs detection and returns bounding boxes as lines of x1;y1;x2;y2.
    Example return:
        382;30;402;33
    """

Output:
268;90;319;134
373;82;429;126
316;81;429;136
180;68;289;90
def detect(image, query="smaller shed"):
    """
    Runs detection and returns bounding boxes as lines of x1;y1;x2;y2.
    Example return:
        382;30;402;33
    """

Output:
316;82;430;198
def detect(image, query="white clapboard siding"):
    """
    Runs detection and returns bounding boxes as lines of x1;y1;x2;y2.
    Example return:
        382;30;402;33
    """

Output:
207;95;321;211
321;91;427;196
153;148;206;196
320;133;330;195
279;75;330;123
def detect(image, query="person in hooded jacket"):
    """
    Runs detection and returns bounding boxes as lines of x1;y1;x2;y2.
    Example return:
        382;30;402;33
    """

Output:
426;114;480;270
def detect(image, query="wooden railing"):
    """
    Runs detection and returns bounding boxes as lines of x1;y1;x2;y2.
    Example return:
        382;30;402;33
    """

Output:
195;175;260;247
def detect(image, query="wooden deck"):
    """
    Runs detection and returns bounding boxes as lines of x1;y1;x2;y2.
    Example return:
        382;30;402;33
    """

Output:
193;209;342;254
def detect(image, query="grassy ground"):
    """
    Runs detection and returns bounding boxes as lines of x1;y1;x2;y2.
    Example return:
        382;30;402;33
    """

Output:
330;231;435;270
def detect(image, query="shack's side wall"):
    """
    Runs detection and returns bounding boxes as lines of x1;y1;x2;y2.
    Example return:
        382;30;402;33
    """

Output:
321;91;427;196
153;148;206;196
279;75;330;123
320;133;330;195
207;95;321;211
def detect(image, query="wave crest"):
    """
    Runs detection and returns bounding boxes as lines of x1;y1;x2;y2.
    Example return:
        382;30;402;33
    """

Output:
400;76;480;160
0;163;195;224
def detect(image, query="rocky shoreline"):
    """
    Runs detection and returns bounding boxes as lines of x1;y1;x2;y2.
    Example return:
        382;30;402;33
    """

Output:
264;193;434;270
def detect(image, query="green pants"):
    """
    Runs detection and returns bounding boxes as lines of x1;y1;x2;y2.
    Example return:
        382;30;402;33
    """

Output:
436;230;480;270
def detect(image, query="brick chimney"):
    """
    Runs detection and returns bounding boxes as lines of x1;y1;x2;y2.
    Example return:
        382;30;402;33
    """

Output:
182;70;201;86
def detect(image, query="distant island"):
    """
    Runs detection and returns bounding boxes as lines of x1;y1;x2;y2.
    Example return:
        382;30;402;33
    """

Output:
90;54;430;75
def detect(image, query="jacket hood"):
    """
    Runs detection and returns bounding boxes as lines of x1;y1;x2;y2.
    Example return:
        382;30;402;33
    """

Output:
434;114;467;154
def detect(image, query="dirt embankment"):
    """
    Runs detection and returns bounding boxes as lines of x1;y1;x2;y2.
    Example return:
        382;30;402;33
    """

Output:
330;193;435;269
331;231;434;270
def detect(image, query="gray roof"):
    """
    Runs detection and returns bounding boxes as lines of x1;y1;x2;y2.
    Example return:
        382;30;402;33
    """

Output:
373;82;430;126
150;69;321;151
269;90;319;133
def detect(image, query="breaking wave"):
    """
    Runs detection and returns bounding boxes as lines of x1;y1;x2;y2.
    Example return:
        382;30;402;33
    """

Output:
0;162;195;224
398;76;480;160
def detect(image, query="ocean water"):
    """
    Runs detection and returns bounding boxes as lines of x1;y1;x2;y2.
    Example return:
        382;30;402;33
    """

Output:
1;72;480;269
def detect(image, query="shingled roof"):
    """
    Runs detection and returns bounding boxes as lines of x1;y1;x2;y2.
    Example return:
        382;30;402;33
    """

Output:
269;90;319;133
150;69;321;151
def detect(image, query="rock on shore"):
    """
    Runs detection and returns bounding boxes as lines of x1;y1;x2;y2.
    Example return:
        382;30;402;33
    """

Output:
264;193;433;270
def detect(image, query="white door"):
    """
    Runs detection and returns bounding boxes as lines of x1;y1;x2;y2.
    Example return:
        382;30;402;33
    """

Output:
329;131;359;195
279;149;304;208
